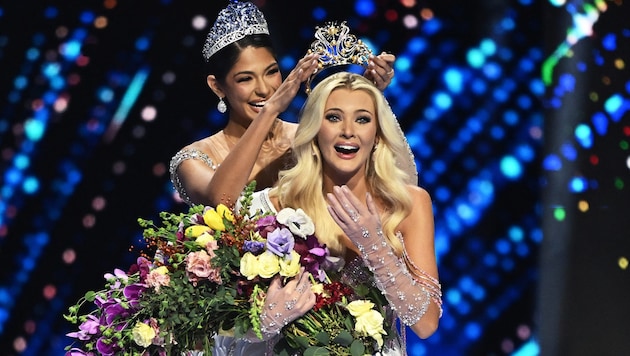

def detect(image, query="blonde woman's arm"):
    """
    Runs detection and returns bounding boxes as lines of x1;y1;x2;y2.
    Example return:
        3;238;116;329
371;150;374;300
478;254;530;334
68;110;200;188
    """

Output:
327;185;441;339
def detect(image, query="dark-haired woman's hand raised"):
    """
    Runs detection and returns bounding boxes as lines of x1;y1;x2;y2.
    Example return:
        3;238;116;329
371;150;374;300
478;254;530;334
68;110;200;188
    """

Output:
365;52;396;91
263;53;319;115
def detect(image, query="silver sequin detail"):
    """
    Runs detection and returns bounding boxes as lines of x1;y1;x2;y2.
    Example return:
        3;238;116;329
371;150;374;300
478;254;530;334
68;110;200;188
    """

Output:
169;148;217;206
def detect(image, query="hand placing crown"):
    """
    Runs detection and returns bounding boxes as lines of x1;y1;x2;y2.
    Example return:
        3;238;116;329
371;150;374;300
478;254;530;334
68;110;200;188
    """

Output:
305;21;374;94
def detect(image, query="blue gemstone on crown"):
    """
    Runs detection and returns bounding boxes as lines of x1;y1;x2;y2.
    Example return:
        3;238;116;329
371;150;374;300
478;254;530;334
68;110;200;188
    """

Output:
202;1;270;61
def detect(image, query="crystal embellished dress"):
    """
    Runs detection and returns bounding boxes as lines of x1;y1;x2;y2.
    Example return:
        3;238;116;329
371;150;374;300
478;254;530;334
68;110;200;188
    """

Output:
169;120;296;206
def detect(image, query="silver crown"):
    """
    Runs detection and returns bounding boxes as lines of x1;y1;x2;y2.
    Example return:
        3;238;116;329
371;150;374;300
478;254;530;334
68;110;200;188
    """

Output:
202;1;270;61
305;21;374;93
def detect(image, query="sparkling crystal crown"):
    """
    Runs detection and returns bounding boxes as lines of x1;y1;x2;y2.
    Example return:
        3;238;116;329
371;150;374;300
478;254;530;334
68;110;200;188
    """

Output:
202;1;270;62
305;21;374;94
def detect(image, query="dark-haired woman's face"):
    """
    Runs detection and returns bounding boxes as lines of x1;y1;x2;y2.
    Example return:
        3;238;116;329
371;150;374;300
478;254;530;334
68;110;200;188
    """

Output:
222;46;281;124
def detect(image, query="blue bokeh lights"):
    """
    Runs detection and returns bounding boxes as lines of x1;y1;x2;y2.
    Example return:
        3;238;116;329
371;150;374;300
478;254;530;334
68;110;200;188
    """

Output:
0;0;582;354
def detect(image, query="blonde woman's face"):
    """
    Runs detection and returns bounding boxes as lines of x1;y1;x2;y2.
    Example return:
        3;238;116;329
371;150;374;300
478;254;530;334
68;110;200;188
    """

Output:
317;88;377;182
223;46;281;124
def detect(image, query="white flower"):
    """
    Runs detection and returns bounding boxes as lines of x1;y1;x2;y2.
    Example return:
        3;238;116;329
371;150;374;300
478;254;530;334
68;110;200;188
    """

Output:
276;208;315;238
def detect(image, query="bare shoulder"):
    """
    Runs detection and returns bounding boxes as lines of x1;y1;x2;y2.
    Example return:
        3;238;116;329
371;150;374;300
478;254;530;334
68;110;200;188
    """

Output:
278;120;298;140
175;133;224;173
279;120;298;130
405;185;433;206
186;133;221;151
398;185;434;232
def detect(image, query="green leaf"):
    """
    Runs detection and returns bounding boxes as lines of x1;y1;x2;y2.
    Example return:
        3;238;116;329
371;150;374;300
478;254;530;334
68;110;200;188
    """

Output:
343;314;354;331
332;329;354;347
304;346;330;356
354;283;369;297
84;290;97;302
314;331;330;345
294;335;312;348
350;340;366;356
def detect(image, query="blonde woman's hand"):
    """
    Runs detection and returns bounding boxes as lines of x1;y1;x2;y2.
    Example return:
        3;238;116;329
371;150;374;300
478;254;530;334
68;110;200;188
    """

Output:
257;268;315;339
326;185;383;247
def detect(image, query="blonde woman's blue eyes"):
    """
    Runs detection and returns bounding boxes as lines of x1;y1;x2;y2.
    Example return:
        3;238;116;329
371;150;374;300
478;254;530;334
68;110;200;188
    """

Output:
325;115;372;123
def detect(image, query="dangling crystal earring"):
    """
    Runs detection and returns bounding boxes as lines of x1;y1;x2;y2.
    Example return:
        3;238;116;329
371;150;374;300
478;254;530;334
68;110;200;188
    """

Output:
217;97;227;113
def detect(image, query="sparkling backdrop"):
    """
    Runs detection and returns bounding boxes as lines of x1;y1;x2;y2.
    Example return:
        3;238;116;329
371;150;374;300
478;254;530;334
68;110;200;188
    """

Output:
0;0;627;355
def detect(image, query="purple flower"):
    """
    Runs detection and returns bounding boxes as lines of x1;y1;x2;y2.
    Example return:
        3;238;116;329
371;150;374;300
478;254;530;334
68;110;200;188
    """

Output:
96;336;120;356
134;257;152;280
176;221;185;241
103;269;127;289
103;302;134;326
295;235;330;281
190;213;205;225
123;283;145;305
65;349;95;356
77;314;100;336
266;227;295;258
243;240;265;255
255;215;277;237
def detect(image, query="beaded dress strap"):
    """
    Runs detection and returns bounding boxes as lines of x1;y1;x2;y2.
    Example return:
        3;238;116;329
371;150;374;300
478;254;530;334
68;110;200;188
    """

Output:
169;148;217;206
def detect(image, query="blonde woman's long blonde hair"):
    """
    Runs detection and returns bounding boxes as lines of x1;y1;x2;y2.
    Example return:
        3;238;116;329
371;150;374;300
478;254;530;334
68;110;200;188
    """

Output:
271;72;413;257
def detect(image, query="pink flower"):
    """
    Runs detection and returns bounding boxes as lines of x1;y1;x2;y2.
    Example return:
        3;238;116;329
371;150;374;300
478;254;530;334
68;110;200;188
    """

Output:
205;239;219;257
146;266;171;292
185;250;222;285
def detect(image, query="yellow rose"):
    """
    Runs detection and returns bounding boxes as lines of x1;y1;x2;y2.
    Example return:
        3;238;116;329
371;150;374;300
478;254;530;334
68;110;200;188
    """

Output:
195;232;215;248
257;251;281;278
347;300;376;317
153;266;169;275
185;225;212;238
132;322;156;348
216;204;235;223
203;208;225;231
240;252;259;280
279;250;301;277
355;310;387;348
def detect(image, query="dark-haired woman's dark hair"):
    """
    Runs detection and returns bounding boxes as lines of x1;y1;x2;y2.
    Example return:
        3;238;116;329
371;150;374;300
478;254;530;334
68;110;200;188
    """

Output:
204;34;276;84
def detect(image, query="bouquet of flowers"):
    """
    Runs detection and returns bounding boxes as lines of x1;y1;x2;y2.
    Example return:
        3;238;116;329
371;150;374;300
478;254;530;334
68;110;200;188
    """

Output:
275;273;394;356
64;182;395;356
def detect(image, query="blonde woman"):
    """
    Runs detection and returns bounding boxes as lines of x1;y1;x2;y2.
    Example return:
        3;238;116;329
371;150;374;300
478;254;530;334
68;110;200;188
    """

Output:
246;72;442;354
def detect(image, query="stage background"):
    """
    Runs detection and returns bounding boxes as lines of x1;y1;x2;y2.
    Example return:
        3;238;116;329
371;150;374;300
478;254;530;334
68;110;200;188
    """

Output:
0;0;628;355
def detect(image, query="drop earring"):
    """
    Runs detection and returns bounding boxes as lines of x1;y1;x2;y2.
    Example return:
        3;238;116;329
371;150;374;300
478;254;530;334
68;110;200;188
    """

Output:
217;97;227;113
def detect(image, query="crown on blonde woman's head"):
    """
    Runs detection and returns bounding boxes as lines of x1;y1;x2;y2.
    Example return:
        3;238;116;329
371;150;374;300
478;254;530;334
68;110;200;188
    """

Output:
202;1;270;62
305;21;374;94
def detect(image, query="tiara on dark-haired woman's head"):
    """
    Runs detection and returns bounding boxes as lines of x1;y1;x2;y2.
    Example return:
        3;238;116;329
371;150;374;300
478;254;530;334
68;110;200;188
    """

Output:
202;1;270;62
305;21;374;94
